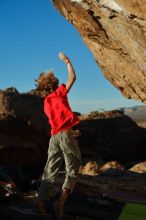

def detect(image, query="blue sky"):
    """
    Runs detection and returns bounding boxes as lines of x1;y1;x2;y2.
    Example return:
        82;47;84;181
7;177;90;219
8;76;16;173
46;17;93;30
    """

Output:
0;0;144;113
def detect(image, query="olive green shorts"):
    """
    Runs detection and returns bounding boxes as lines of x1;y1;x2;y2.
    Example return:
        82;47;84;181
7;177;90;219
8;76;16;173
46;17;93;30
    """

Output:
38;129;81;200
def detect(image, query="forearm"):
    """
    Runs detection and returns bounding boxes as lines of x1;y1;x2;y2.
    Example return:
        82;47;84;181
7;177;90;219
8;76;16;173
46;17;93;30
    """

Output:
66;59;76;85
59;52;76;91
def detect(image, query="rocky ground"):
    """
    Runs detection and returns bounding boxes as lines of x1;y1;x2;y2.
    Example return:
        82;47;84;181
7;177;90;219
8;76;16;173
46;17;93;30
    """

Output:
1;165;146;220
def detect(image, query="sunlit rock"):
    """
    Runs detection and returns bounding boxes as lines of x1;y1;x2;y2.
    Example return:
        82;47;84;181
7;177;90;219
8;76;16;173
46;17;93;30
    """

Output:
52;0;146;103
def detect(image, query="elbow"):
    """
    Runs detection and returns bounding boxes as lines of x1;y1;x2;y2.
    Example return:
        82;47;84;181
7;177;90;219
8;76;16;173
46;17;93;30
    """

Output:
73;73;76;81
72;77;76;84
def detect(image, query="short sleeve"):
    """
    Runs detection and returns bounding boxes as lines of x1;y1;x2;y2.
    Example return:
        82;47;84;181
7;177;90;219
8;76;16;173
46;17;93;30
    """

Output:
55;84;68;96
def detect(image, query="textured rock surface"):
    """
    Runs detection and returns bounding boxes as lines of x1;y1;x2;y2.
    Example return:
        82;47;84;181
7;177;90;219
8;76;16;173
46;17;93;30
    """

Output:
52;0;146;102
75;170;146;203
129;161;146;173
78;110;146;162
0;88;49;172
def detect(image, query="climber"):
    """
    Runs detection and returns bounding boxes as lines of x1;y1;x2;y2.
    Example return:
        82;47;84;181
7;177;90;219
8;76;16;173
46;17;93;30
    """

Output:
34;52;81;219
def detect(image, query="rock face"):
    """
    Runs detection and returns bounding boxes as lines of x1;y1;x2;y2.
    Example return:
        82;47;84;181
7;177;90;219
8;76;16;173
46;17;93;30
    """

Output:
78;110;146;163
0;88;50;172
52;0;146;103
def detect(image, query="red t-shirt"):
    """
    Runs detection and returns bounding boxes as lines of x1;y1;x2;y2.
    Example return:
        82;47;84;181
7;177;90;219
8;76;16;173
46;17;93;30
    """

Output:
44;84;80;135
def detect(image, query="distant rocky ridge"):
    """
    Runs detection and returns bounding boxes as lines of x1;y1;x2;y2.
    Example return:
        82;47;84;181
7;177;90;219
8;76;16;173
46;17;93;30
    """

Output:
119;105;146;121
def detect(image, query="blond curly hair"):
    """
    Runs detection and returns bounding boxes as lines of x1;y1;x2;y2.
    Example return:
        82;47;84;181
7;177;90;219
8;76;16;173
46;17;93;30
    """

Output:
35;70;59;96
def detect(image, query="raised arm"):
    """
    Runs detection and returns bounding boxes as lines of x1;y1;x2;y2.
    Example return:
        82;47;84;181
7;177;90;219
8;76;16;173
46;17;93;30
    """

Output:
59;52;76;92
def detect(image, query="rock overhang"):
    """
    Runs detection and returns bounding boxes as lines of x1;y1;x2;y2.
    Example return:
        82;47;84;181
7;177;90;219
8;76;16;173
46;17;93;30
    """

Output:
52;0;146;103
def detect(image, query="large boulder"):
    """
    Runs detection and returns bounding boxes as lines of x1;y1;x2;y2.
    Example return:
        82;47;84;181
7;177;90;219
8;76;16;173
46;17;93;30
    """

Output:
78;110;146;163
52;0;146;103
0;88;50;173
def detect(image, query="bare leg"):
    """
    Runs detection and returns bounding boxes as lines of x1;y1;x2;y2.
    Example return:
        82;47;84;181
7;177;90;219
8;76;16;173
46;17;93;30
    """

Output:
33;198;48;214
54;188;70;220
60;188;70;210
